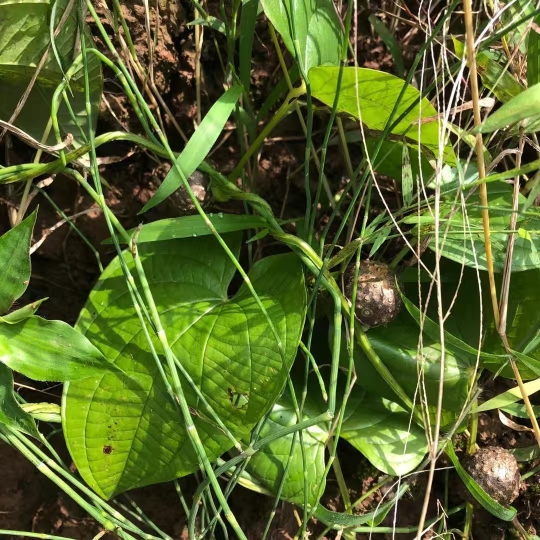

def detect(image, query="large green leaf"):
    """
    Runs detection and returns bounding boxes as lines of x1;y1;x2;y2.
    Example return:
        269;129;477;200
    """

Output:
0;0;102;147
347;313;472;426
0;209;36;314
341;388;428;476
0;363;38;436
309;66;455;163
423;183;540;272
0;316;116;382
62;234;306;499
260;0;342;73
483;268;540;378
243;391;327;506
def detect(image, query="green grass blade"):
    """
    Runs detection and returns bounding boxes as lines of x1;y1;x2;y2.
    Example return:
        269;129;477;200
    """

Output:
476;377;540;412
476;82;540;133
239;0;258;90
104;214;269;244
187;16;226;34
368;14;404;78
528;15;540;87
140;85;243;213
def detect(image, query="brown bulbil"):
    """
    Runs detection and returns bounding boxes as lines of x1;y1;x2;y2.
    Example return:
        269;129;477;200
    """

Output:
462;446;520;506
344;261;402;327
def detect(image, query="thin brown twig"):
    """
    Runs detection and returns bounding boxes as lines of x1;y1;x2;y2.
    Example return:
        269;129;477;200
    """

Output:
463;0;500;326
30;207;101;255
497;132;540;446
194;23;204;126
0;120;73;153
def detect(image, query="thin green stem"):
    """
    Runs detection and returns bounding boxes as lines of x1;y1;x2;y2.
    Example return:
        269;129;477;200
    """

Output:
299;341;328;402
227;83;306;182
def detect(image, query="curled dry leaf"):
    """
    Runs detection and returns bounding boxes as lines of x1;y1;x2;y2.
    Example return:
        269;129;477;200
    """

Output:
498;409;534;433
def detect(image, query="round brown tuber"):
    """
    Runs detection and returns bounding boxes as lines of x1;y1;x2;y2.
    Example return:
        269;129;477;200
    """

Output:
462;446;520;506
344;261;402;327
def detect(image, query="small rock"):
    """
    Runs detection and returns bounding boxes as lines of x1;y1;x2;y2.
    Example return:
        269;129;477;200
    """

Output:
344;261;402;327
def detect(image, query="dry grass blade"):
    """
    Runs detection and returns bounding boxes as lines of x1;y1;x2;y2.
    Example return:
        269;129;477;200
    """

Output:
463;0;500;326
0;121;73;153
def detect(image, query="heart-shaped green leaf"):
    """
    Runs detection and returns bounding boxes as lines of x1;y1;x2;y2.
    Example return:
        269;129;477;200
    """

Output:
0;0;102;147
346;314;472;425
242;391;327;506
62;233;306;499
260;0;343;73
341;387;428;476
0;209;36;315
0;363;38;437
